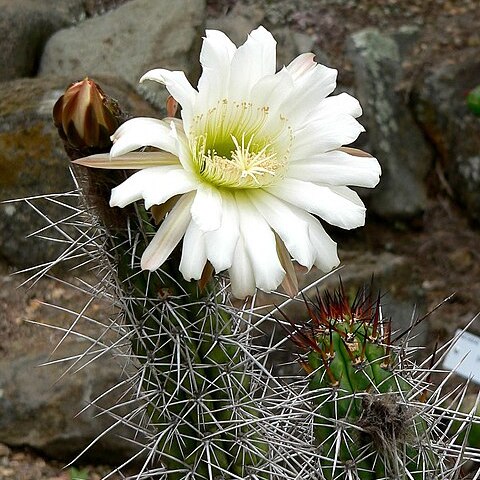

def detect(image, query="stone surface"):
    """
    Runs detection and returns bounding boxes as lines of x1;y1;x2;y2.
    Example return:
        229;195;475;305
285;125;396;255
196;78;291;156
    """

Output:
0;0;128;82
314;251;425;345
0;0;84;81
0;75;157;269
412;48;480;223
206;4;330;69
0;339;142;462
206;2;264;47
321;251;426;345
0;271;146;463
347;27;434;219
40;0;206;110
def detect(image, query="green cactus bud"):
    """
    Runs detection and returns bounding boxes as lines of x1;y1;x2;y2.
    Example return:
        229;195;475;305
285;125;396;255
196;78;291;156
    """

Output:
281;284;433;479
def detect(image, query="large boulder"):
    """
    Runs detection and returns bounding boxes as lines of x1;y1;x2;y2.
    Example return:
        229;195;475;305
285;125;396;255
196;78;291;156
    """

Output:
39;0;206;110
0;341;142;463
0;0;83;81
0;0;129;82
0;75;156;269
206;2;330;69
0;271;143;463
412;49;480;223
347;27;434;220
254;250;427;377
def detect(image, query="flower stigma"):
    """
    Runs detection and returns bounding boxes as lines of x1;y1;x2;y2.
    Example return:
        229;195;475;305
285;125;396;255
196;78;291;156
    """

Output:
190;98;293;189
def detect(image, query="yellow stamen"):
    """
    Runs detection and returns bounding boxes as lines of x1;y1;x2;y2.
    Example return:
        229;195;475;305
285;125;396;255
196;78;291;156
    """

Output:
189;99;292;189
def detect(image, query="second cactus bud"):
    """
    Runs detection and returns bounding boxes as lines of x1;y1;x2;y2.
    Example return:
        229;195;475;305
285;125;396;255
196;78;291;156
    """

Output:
283;285;432;479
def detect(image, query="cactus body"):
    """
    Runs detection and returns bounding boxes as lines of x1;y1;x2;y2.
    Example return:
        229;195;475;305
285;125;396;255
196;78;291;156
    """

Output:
282;286;469;480
21;78;480;480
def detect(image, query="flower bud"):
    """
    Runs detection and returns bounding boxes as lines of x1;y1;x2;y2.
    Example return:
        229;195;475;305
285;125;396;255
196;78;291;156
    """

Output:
53;78;122;153
53;79;130;230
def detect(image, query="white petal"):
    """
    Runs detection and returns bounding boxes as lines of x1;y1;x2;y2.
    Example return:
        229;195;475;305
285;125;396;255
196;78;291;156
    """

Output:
288;150;381;187
291;114;365;159
190;183;223;232
228;26;276;100
197;29;236;107
179;220;207;281
110;166;177;208
140;68;197;122
169;119;196;173
110;118;178;157
73;151;180;169
249;67;293;114
247;190;315;269
143;169;199;209
236;192;285;292
205;192;239;272
228;236;256;299
297;211;340;272
317;92;362;118
280;62;337;127
109;166;197;209
249;26;277;74
328;185;365;207
141;192;195;271
286;52;317;81
267;178;366;229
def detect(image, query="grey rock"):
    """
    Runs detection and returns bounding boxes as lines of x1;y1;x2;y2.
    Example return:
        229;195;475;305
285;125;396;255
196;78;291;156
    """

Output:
206;2;264;47
347;28;433;219
0;75;157;269
391;24;421;59
0;0;125;82
412;49;480;223
0;0;84;81
324;251;425;345
321;250;426;346
207;6;330;69
40;0;206;110
0;339;142;463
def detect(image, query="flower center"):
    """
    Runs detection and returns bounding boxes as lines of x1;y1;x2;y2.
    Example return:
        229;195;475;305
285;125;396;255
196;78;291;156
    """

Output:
190;99;292;189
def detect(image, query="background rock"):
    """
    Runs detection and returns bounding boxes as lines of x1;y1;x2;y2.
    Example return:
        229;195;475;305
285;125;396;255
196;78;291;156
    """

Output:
0;340;142;463
40;0;206;110
0;271;146;463
412;49;480;223
257;250;426;343
0;0;84;81
347;27;433;220
255;250;427;378
0;75;157;269
0;0;130;82
206;3;330;68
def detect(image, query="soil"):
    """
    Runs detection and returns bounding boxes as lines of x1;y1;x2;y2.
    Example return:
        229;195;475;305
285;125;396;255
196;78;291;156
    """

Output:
0;443;123;480
1;0;480;478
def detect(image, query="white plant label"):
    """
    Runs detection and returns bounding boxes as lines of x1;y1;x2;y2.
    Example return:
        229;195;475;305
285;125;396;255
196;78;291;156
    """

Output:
443;329;480;384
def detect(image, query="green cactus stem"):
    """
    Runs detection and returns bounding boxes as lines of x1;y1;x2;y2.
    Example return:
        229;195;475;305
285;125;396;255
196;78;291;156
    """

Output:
53;79;268;479
281;285;432;480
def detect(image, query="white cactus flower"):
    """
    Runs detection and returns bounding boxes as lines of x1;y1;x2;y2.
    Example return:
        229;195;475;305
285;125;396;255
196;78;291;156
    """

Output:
76;26;381;298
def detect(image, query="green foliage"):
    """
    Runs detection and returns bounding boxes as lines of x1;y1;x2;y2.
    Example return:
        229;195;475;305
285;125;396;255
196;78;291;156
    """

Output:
69;467;89;480
467;85;480;116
